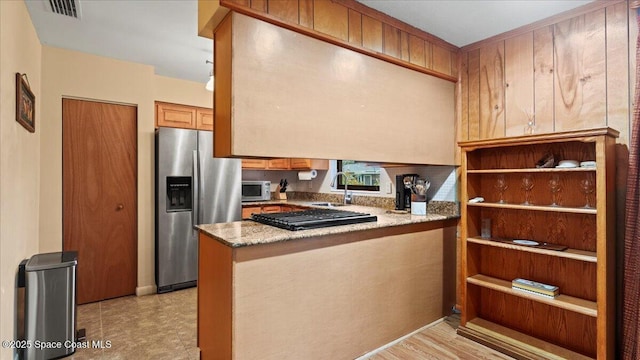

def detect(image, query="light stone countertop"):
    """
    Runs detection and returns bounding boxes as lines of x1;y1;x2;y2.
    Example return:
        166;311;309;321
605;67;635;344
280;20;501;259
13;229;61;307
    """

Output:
198;201;459;248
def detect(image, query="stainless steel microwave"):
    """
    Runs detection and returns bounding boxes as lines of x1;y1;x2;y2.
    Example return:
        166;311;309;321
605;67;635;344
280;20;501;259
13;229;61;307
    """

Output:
242;181;271;202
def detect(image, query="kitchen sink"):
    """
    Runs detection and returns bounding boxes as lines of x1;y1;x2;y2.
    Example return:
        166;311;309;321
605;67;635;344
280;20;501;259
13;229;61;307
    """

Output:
311;202;347;207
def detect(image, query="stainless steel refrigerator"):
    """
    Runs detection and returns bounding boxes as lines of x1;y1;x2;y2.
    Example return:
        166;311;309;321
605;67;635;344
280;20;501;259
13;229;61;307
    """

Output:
155;127;241;293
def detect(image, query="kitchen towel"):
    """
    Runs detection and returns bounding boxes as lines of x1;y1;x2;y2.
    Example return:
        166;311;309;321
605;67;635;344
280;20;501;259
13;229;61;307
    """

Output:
298;170;317;181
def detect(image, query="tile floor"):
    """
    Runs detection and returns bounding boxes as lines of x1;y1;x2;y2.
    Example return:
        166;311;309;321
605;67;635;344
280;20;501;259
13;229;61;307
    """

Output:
69;288;507;360
69;287;198;360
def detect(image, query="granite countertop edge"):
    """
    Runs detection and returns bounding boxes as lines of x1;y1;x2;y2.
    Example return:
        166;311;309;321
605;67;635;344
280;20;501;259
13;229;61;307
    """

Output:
198;201;459;248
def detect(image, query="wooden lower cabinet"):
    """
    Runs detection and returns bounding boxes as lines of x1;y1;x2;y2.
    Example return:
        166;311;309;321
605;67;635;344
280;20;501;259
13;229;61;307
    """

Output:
241;204;306;219
241;206;261;219
457;128;618;359
279;205;305;212
261;205;282;213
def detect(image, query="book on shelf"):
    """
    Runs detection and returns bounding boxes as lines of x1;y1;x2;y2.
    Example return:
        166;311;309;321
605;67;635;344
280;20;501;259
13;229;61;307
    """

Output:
512;278;559;298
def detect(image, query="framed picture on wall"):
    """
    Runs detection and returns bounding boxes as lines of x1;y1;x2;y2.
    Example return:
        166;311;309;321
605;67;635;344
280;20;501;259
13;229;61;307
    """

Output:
16;72;35;133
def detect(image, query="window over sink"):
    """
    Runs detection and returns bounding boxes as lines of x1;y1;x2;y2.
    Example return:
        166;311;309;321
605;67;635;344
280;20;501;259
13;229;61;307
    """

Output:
336;160;380;192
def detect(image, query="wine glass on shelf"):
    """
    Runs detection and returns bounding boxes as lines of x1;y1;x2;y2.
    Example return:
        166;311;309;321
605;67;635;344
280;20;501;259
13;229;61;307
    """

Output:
521;175;534;205
494;175;508;204
523;108;536;135
548;175;561;207
580;175;595;209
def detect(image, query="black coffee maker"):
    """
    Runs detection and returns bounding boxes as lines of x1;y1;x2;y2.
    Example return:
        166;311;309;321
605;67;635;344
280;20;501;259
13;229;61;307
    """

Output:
395;174;419;210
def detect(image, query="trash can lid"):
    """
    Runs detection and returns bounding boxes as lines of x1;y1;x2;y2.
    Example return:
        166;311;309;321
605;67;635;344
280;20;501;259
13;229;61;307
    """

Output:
26;251;77;271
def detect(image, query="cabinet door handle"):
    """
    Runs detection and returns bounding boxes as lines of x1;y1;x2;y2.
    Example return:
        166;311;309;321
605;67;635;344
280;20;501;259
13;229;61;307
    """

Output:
116;204;124;211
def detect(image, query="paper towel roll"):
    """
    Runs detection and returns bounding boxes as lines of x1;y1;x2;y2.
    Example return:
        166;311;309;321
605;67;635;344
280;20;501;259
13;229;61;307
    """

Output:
298;170;317;181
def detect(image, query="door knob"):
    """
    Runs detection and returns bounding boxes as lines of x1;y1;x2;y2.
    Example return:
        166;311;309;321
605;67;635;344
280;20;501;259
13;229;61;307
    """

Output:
116;204;124;210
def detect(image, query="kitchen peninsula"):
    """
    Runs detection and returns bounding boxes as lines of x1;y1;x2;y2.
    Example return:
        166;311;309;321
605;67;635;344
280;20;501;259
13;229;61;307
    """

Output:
197;203;458;359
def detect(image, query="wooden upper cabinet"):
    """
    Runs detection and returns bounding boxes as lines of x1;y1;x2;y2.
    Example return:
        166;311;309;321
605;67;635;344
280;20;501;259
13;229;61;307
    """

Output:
156;102;197;129
241;159;268;169
241;158;289;170
243;158;328;170
289;158;329;170
267;158;290;170
156;102;214;131
196;108;214;131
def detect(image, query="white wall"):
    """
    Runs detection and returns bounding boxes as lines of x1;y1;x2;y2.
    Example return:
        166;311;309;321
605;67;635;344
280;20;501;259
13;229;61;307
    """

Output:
0;1;42;358
39;47;213;296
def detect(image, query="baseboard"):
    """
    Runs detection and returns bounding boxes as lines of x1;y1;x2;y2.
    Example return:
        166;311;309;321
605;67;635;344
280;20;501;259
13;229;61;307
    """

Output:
135;285;157;296
354;317;446;359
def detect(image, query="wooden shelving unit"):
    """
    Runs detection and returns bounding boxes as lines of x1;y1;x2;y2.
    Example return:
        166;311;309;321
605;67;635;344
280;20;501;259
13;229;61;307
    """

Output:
467;201;597;214
467;237;597;262
468;167;596;174
457;128;618;359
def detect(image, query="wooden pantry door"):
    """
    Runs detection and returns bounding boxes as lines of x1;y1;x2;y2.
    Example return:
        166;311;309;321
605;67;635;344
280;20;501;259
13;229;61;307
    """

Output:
63;98;137;304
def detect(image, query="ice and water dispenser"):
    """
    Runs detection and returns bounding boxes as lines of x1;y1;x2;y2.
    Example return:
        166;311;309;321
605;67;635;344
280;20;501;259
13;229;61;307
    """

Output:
166;176;192;212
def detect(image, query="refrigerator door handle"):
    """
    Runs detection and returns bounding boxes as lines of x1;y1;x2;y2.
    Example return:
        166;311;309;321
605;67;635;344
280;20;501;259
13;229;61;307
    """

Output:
197;148;205;226
192;150;199;228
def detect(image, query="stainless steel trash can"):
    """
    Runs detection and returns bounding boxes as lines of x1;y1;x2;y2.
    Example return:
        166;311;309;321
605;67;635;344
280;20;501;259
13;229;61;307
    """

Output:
25;251;78;360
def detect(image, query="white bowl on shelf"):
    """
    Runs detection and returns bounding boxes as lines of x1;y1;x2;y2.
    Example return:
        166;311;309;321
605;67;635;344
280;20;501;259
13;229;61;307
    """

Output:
556;160;579;168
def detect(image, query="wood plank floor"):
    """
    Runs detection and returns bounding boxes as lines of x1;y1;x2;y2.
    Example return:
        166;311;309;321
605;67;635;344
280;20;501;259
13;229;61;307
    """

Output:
365;315;515;360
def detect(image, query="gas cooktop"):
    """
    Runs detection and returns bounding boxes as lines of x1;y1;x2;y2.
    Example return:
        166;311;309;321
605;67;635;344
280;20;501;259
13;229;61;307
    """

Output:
251;208;378;231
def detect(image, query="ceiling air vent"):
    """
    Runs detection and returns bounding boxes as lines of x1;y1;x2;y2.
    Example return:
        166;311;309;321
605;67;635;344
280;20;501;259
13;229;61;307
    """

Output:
48;0;80;19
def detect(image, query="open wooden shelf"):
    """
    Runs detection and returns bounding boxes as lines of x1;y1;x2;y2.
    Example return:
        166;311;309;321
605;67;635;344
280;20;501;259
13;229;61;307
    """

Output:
467;274;597;317
467;201;597;214
459;128;617;359
468;167;596;174
467;237;597;262
458;318;594;360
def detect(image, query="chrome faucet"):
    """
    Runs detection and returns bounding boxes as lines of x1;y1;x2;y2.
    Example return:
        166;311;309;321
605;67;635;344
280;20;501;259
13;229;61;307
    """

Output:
330;171;352;204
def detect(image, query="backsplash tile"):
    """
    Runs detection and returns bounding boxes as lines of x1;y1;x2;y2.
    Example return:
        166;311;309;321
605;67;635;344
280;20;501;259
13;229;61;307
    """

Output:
287;191;459;217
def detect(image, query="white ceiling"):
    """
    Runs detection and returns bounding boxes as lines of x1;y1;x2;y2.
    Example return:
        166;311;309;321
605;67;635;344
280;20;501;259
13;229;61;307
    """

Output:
25;0;593;83
357;0;593;47
25;0;213;83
